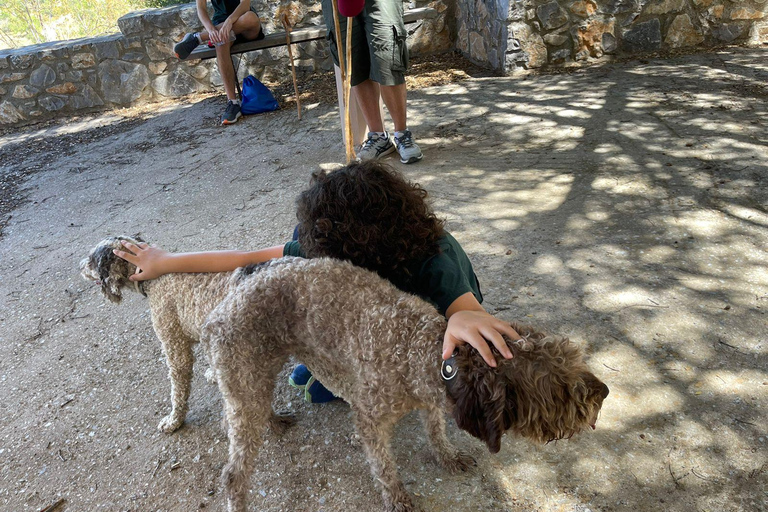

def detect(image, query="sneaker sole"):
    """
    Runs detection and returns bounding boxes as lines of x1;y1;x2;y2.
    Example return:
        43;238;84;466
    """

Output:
400;153;423;164
221;112;242;125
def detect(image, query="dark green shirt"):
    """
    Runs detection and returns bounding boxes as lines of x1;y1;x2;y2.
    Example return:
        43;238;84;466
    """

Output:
283;232;483;316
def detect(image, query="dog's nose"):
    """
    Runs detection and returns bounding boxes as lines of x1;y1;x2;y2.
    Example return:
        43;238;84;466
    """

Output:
600;383;609;399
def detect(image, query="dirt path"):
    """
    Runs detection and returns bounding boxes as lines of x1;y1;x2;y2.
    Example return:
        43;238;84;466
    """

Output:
0;47;766;512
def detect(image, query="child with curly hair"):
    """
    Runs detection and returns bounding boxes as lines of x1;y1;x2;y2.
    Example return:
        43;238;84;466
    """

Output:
115;161;520;402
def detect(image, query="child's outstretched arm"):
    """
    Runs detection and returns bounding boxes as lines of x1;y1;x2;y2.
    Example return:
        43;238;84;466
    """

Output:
113;241;284;281
443;292;520;368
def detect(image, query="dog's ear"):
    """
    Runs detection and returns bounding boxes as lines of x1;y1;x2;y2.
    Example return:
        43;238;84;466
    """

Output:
448;359;509;454
583;372;609;400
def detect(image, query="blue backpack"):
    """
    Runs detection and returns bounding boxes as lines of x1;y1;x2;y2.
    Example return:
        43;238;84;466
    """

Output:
240;75;279;115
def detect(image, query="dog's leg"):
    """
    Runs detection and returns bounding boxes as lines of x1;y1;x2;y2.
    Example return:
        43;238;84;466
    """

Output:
157;332;194;433
421;406;475;472
215;348;285;512
354;410;415;512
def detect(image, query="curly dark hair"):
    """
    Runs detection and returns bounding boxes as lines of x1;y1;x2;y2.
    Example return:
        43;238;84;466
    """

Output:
296;160;445;280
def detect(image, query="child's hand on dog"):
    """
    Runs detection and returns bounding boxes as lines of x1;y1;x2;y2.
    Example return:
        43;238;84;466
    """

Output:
443;294;519;367
114;240;169;281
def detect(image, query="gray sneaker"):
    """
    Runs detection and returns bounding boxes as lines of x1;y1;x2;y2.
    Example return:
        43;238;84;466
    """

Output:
394;130;423;164
356;132;396;161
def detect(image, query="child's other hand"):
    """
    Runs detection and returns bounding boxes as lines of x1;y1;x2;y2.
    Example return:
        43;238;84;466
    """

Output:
442;310;520;367
113;240;168;282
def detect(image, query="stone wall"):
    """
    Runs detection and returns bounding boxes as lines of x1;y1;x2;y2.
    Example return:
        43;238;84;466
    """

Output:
456;0;768;73
0;0;451;127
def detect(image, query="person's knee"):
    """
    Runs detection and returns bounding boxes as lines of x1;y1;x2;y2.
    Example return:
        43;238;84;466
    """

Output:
238;11;260;28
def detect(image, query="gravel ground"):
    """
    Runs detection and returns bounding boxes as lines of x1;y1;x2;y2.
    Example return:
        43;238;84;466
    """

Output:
0;47;766;512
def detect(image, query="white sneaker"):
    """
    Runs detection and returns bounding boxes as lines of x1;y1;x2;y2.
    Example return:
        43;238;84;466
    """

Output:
356;132;396;161
394;130;423;164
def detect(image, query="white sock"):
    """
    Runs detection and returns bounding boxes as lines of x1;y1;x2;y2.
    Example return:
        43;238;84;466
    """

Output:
395;130;408;139
194;32;202;44
232;99;241;105
372;131;387;138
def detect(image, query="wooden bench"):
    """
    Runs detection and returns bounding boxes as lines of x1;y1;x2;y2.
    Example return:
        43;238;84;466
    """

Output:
188;8;438;60
189;7;438;145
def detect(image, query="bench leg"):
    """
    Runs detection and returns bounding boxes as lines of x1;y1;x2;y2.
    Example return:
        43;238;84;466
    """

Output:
334;64;385;149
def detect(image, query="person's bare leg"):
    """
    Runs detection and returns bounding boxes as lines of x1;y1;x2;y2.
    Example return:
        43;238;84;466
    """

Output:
352;79;385;133
215;41;237;101
379;83;407;133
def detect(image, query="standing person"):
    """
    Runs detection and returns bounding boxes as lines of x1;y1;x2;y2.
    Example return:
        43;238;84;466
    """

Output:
323;0;424;164
113;161;520;403
173;0;265;125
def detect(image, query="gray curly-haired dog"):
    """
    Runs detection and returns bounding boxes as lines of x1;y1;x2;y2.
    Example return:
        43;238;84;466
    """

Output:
79;236;293;434
202;256;609;512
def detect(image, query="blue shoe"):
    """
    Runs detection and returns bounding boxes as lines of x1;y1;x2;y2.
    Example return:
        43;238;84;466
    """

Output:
289;364;337;403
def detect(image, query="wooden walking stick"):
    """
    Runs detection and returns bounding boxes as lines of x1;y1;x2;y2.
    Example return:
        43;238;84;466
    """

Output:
280;12;301;120
331;0;363;163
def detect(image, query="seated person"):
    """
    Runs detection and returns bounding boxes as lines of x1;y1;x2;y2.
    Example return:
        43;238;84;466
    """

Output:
174;0;265;125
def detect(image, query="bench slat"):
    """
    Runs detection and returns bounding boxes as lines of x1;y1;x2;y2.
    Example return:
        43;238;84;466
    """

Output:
188;7;437;61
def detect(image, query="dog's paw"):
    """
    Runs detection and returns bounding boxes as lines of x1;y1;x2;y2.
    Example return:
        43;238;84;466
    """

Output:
158;414;183;433
268;411;297;435
440;450;476;473
204;367;216;384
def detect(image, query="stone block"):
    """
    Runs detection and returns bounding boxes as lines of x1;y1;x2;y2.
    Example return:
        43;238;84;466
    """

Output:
731;6;764;20
124;36;144;49
537;1;570;30
118;11;147;35
572;19;615;58
749;20;768;44
11;54;35;70
180;6;203;28
30;64;56;88
46;82;78;94
508;21;548;69
469;31;489;63
188;64;208;80
0;86;5;95
72;53;96;69
570;0;597;17
645;0;686;15
1;73;26;83
621;18;662;52
39;95;67;111
93;36;122;60
712;22;748;42
602;0;639;15
145;8;181;29
149;61;168;75
0;101;25;124
145;37;175;61
152;66;202;97
603;32;618;53
98;59;150;104
68;84;104;109
122;52;147;62
65;70;84;82
551;48;572;63
665;14;704;47
544;33;569;46
13;85;39;99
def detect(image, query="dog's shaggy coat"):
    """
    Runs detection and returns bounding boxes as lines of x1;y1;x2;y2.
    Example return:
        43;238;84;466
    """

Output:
202;256;609;512
79;236;291;434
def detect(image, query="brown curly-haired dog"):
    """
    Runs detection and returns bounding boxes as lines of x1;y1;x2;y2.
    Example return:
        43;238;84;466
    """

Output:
201;256;609;512
79;236;293;434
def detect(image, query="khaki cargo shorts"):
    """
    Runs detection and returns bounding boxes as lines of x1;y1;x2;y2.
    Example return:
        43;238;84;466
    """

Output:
321;0;409;87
